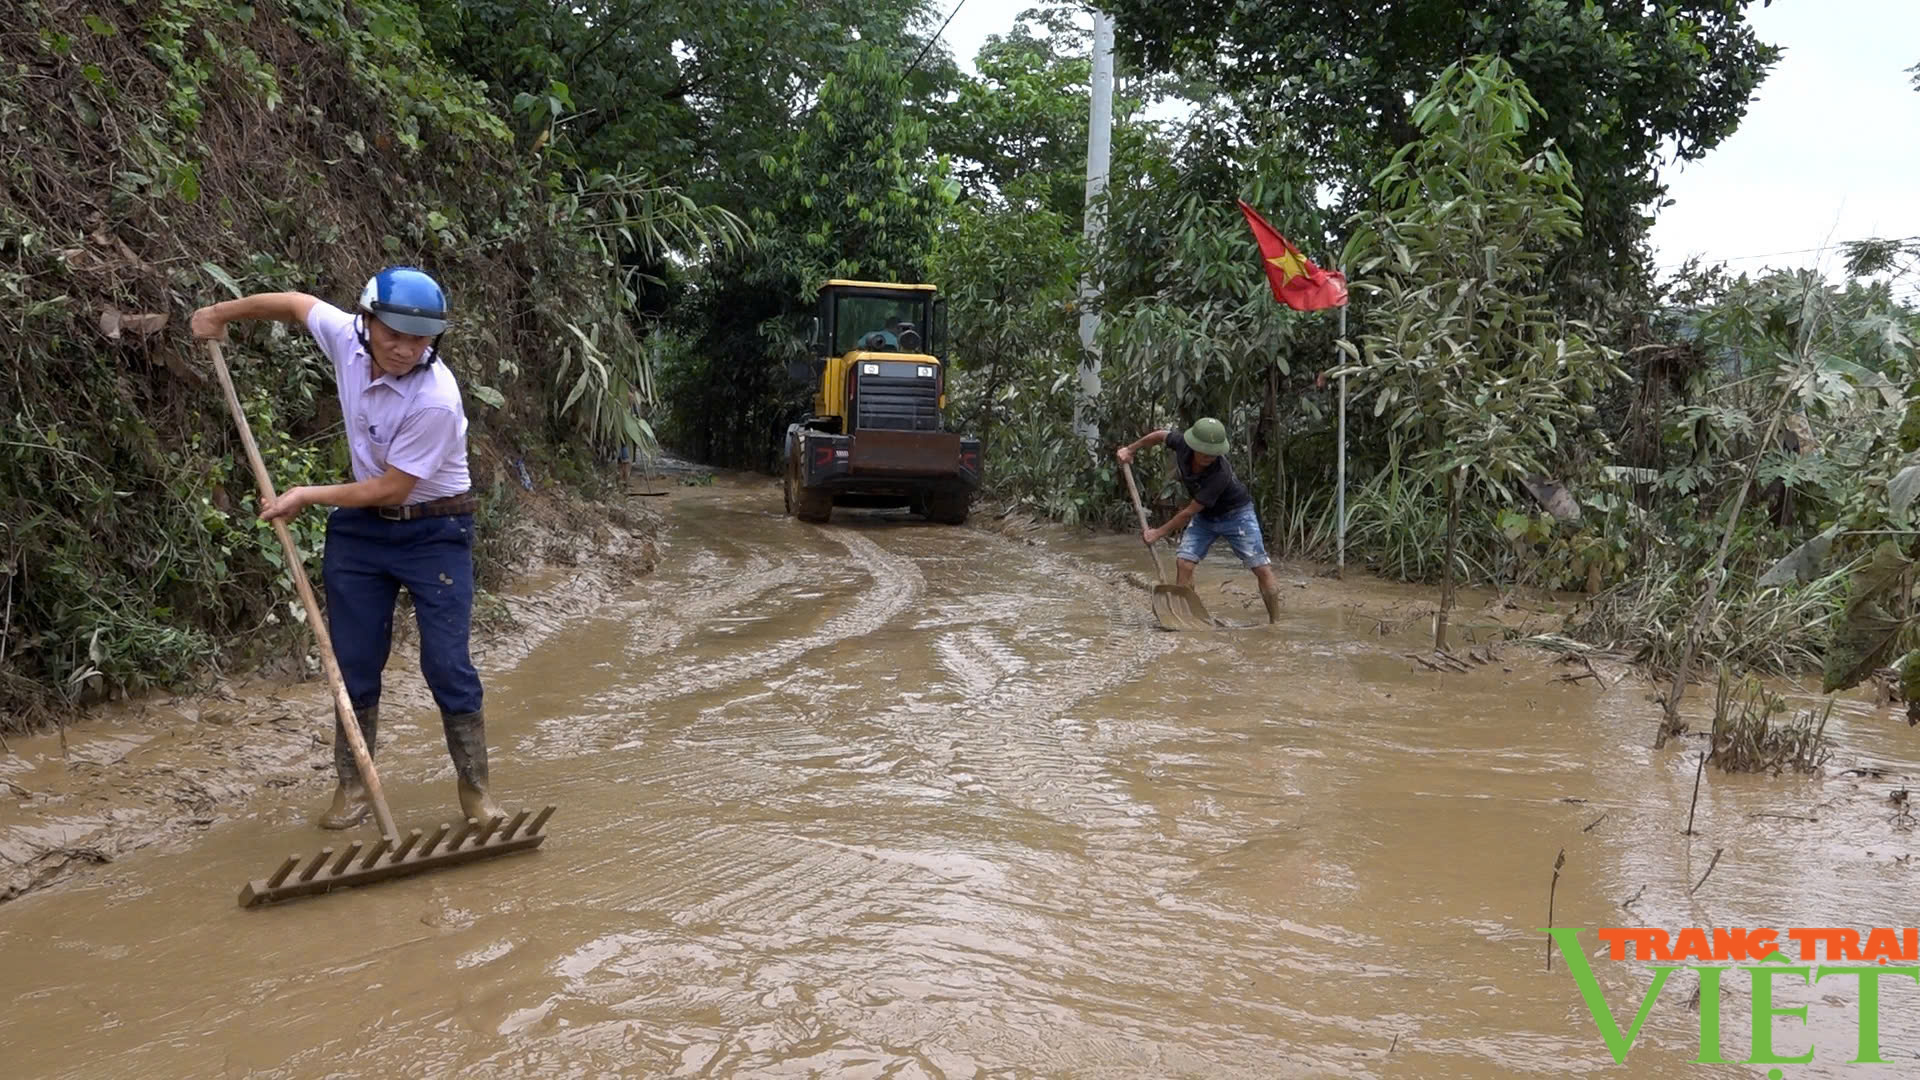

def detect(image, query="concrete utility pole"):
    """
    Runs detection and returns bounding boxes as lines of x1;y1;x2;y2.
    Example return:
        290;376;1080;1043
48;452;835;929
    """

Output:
1073;9;1114;451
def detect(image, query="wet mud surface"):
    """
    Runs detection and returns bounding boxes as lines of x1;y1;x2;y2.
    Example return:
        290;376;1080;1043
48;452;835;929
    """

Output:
3;477;1919;1077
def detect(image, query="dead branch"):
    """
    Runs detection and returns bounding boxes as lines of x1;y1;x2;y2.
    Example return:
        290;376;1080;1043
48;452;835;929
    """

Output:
1689;847;1725;896
1684;751;1708;835
1547;848;1567;971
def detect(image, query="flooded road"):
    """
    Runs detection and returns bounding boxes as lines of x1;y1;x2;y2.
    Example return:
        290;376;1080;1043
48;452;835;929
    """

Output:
4;478;1919;1077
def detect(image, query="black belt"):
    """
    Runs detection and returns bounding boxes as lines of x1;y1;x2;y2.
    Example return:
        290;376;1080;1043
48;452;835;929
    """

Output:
376;491;478;521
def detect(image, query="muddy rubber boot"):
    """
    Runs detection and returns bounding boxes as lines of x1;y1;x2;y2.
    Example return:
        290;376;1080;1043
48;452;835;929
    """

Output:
443;709;504;823
319;705;378;829
1261;588;1283;624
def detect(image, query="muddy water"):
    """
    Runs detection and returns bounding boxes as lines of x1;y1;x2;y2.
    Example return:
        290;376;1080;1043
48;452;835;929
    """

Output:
4;478;1919;1078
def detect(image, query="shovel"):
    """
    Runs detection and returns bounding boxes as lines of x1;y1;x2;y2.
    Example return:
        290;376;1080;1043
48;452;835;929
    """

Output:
1119;461;1213;631
206;340;554;908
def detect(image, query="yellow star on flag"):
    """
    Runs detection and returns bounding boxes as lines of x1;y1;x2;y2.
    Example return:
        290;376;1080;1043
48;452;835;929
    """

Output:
1239;198;1347;311
1267;249;1306;282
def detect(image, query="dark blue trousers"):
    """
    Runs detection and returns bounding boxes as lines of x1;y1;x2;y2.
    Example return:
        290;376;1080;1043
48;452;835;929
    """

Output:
321;508;483;715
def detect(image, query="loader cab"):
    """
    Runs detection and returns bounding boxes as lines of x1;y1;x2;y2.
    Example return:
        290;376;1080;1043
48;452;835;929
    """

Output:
784;278;979;526
808;280;948;432
820;286;943;358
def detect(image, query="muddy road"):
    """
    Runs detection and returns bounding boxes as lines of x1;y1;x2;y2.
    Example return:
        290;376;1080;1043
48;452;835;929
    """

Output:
3;477;1919;1077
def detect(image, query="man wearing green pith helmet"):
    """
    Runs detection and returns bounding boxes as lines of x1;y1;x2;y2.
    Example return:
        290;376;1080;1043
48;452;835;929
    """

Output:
1116;417;1284;623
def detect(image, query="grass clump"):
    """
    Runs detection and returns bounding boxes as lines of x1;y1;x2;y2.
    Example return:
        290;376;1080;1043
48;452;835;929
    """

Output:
1709;667;1834;775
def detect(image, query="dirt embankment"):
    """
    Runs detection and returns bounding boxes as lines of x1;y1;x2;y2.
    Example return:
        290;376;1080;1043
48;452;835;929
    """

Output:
0;488;669;904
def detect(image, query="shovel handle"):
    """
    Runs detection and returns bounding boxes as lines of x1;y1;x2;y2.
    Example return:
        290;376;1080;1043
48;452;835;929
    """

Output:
206;340;398;843
1119;461;1173;581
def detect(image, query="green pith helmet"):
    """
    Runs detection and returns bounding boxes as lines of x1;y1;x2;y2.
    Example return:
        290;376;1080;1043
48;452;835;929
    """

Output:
1184;417;1229;456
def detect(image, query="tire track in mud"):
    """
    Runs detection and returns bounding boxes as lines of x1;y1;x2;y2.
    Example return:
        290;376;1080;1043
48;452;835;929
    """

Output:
616;549;797;661
890;534;1176;830
621;531;1176;911
515;511;1295;1075
610;527;924;706
929;625;1030;702
579;525;1171;828
807;535;1339;1073
524;524;925;763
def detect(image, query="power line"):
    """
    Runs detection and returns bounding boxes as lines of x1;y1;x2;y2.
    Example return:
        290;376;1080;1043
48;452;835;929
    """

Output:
906;0;971;77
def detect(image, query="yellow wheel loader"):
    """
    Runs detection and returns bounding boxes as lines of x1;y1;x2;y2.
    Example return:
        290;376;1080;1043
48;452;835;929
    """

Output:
782;280;981;524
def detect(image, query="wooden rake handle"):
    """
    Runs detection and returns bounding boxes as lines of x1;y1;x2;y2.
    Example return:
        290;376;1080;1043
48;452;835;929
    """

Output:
205;339;399;842
1119;460;1173;582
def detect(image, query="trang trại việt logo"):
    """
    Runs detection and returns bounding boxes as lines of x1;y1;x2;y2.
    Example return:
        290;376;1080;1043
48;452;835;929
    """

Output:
1545;926;1920;1072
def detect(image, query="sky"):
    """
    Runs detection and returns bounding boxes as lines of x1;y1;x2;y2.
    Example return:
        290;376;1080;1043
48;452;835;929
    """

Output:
931;0;1920;290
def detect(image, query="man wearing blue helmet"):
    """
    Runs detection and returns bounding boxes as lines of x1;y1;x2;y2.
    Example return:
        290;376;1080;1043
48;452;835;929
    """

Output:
191;266;504;830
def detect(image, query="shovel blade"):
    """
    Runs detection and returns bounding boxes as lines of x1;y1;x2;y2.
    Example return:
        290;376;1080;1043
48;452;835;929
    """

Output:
1151;584;1214;631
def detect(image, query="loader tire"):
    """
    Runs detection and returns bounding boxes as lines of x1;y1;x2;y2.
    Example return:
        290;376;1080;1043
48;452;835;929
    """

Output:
785;469;832;523
927;492;970;526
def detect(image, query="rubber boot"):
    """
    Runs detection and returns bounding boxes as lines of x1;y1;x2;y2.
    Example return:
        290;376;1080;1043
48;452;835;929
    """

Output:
443;709;504;823
1261;588;1283;624
319;705;378;829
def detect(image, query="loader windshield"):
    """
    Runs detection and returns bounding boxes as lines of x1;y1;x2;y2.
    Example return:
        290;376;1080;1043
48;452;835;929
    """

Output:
834;294;930;354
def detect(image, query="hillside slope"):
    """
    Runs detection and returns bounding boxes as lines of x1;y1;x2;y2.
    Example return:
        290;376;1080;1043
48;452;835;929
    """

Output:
1;0;638;723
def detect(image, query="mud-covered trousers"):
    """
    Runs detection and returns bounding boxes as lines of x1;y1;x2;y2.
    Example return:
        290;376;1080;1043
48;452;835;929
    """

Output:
321;507;483;719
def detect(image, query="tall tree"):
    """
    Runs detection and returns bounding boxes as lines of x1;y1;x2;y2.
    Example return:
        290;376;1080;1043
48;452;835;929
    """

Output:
931;7;1093;222
662;44;956;469
1338;55;1623;649
416;0;947;187
1101;0;1781;310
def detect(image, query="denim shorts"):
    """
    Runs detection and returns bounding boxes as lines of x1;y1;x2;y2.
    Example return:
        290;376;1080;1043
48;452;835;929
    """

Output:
1176;502;1270;569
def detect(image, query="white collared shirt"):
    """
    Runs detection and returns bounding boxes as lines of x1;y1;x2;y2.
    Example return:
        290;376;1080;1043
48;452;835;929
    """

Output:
305;301;471;503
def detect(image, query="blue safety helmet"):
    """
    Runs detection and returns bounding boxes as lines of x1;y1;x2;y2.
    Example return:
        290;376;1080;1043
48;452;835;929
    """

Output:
357;266;448;337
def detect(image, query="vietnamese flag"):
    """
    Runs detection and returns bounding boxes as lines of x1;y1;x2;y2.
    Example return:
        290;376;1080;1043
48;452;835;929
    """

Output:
1236;199;1347;311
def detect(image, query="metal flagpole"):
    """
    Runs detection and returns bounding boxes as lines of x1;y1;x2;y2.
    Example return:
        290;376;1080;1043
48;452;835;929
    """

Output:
1336;302;1347;578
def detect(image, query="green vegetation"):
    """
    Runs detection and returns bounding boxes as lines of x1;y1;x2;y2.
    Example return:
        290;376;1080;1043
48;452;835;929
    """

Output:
1709;669;1834;775
0;0;729;722
1338;57;1620;649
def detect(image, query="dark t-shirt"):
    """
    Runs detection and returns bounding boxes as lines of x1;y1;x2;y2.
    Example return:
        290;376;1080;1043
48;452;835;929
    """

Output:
1167;429;1252;520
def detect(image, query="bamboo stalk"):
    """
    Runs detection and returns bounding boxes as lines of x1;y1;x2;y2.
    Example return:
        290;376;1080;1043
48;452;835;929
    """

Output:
1437;467;1460;651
